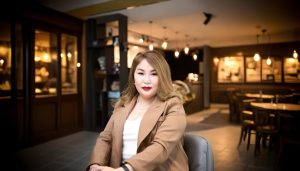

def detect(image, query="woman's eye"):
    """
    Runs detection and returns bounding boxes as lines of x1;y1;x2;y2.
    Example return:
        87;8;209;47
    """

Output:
137;72;144;75
151;72;158;76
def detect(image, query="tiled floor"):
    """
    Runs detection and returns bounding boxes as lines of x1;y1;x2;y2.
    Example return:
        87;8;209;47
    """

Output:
16;104;298;171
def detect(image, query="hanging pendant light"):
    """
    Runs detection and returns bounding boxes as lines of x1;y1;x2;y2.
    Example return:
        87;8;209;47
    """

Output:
174;49;180;58
253;34;260;61
174;32;180;58
148;21;154;51
149;41;154;51
293;50;298;58
192;53;198;61
254;53;260;62
266;57;272;65
161;26;168;49
184;35;189;55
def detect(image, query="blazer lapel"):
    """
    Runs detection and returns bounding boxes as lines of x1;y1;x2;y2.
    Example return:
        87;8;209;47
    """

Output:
137;97;166;147
113;96;137;164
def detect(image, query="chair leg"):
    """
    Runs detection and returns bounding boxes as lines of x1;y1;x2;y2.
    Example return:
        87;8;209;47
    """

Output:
238;126;245;147
254;132;261;156
247;128;251;150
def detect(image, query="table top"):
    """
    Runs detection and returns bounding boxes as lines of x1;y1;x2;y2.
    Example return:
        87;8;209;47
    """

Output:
245;93;274;99
251;102;300;111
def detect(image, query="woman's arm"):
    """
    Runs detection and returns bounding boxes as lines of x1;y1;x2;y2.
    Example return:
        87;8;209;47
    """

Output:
87;113;115;167
124;97;187;170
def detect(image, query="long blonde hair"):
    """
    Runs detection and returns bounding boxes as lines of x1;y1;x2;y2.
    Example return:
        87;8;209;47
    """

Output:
115;50;182;107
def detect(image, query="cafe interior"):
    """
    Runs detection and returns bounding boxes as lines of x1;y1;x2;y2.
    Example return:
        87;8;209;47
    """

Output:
1;0;300;170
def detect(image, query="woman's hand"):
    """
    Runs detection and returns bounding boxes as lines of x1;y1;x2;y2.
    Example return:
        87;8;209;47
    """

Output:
97;166;124;171
89;164;102;171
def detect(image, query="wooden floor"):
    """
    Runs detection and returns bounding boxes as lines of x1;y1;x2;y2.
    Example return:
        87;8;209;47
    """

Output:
15;104;299;171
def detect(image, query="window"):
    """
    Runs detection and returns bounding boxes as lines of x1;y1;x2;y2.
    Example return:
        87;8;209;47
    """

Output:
61;34;78;94
0;21;11;97
245;56;261;82
284;57;300;83
217;56;244;83
34;30;58;96
262;57;282;82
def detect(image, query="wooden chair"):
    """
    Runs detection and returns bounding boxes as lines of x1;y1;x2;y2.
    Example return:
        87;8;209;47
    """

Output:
253;109;279;156
237;99;256;150
278;112;300;161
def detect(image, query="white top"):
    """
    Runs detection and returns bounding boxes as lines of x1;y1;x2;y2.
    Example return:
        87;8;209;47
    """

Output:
122;115;143;161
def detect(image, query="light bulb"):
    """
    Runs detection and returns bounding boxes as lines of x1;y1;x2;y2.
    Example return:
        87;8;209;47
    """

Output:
174;50;180;58
266;57;272;65
293;50;298;58
184;45;189;54
254;53;260;61
161;41;168;49
149;44;154;51
193;53;197;61
139;38;144;43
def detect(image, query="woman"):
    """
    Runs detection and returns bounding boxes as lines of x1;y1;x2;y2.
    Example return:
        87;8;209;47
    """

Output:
86;50;188;171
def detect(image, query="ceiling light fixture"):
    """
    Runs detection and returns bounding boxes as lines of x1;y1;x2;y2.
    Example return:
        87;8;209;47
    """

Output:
174;32;180;58
293;50;298;58
184;35;189;55
266;57;272;65
253;34;260;62
203;12;212;25
161;26;168;49
148;21;154;51
139;35;144;43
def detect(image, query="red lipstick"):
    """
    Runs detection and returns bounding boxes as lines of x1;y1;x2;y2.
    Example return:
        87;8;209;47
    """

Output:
142;87;151;91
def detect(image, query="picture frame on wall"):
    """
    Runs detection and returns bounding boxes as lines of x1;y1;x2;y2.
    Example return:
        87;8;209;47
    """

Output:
217;56;244;83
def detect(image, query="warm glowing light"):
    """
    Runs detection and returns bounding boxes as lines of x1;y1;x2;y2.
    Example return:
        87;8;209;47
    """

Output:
266;57;272;65
254;53;260;61
139;37;144;43
67;52;72;58
174;50;180;58
60;53;64;58
293;50;298;58
0;59;4;66
193;54;198;61
77;62;81;67
184;45;189;54
213;57;219;65
34;56;41;62
288;57;296;63
161;41;168;49
149;44;154;51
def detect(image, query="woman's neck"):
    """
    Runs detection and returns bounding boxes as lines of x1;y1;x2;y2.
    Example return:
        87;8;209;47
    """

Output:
137;95;155;106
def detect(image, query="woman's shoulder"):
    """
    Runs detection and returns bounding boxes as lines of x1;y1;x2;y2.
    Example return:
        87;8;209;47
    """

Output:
165;96;183;105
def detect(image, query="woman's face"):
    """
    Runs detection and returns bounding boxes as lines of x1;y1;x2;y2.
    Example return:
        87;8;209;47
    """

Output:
134;59;159;100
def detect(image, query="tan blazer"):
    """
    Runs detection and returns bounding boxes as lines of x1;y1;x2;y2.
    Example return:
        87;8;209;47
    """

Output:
88;96;188;171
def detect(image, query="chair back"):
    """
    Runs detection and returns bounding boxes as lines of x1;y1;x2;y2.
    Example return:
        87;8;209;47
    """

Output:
183;134;214;171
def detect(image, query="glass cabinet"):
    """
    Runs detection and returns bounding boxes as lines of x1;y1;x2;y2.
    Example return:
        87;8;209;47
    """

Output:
34;30;79;96
61;34;78;94
0;21;11;98
34;30;58;96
